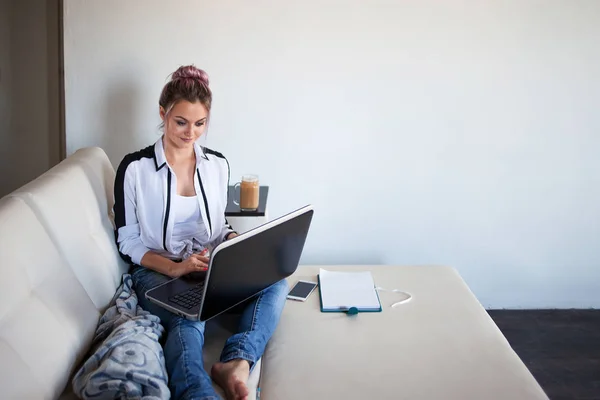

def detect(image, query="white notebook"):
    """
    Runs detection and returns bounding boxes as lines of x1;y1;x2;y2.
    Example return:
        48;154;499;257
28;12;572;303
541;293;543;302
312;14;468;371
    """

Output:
318;268;382;312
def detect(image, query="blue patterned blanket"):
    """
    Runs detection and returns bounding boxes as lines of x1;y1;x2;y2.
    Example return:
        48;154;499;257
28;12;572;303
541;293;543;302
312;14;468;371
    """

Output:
72;274;170;399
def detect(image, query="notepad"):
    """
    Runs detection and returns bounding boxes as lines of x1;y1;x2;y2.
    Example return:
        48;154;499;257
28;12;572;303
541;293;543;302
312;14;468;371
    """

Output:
318;268;382;312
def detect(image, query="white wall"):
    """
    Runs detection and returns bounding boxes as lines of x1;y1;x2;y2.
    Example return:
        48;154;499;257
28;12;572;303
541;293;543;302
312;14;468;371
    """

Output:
63;0;600;308
0;0;13;194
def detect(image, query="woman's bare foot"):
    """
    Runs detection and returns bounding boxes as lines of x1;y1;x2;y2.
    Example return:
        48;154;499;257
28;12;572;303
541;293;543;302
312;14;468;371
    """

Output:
211;359;250;400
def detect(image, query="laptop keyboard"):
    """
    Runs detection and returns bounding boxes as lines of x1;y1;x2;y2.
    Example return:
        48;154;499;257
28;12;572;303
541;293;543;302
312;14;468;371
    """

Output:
169;283;205;310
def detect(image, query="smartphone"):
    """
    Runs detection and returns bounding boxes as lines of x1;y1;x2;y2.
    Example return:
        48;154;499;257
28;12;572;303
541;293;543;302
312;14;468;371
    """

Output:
287;280;318;301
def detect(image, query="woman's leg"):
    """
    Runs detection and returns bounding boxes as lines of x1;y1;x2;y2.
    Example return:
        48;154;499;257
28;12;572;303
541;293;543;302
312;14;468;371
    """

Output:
131;266;220;400
164;317;216;400
212;279;288;396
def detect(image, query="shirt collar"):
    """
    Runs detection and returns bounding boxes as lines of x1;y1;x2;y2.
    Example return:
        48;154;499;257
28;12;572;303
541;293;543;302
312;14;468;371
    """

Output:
153;136;208;171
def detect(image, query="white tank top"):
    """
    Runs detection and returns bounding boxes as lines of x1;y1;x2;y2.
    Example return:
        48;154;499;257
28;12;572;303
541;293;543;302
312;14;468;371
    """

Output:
171;195;209;257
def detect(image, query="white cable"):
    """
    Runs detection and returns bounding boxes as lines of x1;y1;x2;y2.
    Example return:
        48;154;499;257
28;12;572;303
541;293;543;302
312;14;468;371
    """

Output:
376;287;413;308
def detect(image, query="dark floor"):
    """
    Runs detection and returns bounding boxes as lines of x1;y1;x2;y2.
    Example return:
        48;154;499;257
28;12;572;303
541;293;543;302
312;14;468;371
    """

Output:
488;310;600;400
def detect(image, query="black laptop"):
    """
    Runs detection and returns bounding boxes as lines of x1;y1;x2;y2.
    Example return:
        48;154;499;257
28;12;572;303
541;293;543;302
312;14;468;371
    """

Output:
145;205;314;321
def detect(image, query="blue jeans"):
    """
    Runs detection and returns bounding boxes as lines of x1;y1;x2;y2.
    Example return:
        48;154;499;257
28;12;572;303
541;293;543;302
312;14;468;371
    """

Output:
131;266;288;400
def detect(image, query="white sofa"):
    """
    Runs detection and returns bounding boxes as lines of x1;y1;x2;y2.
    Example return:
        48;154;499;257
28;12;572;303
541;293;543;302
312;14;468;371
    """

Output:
0;147;547;400
0;147;261;399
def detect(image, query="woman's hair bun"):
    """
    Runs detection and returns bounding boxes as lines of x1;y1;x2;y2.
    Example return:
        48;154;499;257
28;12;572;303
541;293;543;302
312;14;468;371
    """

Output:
172;65;209;86
159;65;213;114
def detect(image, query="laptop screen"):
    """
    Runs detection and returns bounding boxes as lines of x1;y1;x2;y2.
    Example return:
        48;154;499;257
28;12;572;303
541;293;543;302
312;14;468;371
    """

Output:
200;207;313;321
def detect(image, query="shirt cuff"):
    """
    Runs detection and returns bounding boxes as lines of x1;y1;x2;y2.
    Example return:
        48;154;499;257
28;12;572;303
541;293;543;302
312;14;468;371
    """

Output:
130;243;151;266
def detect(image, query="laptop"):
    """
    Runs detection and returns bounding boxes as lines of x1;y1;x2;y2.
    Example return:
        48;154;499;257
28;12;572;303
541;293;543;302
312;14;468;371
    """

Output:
145;205;314;321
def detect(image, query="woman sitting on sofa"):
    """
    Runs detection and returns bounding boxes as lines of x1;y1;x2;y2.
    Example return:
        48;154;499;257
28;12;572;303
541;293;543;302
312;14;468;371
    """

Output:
113;65;288;400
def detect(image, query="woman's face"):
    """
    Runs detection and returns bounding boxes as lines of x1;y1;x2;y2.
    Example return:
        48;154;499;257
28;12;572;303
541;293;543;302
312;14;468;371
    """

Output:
160;100;208;150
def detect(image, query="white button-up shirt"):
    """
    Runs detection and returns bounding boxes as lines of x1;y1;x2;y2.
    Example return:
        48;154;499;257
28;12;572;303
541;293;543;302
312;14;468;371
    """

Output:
113;137;235;265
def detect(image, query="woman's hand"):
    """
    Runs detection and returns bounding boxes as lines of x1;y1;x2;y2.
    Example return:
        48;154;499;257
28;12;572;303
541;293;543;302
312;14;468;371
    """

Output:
170;250;210;278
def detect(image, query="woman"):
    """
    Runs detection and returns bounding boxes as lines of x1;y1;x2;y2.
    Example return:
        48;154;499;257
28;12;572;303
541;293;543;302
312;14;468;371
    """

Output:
113;65;288;400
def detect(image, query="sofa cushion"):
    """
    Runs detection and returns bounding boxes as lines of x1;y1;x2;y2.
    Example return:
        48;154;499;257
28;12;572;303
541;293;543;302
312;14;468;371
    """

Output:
10;147;128;311
0;196;100;399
